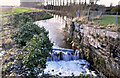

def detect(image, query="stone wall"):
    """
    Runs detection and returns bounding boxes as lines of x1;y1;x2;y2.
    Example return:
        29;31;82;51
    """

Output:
65;21;120;78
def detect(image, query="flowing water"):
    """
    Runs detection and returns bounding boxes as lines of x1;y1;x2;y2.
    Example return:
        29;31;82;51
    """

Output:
35;15;68;48
35;15;97;76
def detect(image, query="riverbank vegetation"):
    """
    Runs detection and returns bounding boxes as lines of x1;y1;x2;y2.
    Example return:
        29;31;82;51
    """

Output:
1;7;53;77
1;7;53;25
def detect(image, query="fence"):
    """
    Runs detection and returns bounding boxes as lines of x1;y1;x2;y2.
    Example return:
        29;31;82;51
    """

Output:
88;10;102;21
78;10;120;26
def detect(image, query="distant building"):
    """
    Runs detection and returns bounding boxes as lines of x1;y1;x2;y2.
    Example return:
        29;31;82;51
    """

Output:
20;0;45;8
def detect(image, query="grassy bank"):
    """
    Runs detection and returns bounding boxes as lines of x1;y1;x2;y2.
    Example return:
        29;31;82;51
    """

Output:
0;7;53;25
94;15;119;26
1;7;42;17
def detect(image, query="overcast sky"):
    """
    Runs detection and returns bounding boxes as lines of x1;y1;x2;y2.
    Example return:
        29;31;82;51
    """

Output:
99;0;120;6
0;0;119;6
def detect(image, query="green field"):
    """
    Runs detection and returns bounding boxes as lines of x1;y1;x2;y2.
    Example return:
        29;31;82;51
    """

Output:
94;15;118;26
0;7;42;17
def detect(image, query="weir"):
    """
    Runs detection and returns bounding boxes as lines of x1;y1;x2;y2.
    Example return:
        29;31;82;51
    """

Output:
44;47;97;76
48;48;80;61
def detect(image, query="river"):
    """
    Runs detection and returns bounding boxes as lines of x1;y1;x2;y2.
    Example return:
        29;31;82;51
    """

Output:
35;15;100;77
35;15;67;48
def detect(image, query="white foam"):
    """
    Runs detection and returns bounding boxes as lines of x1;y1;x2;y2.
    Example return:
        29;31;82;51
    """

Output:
0;51;6;57
44;60;96;76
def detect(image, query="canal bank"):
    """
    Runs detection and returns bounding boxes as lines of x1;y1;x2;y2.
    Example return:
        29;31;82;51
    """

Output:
64;19;120;78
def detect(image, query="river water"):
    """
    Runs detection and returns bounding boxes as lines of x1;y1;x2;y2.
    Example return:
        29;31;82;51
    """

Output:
35;15;97;76
35;15;67;48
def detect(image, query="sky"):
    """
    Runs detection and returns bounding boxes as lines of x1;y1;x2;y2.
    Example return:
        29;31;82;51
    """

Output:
0;0;120;7
0;0;20;6
99;0;120;6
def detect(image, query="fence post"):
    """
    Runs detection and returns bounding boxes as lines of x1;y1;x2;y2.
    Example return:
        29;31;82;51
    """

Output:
92;11;94;21
100;11;103;19
116;12;118;26
78;10;80;17
88;9;90;21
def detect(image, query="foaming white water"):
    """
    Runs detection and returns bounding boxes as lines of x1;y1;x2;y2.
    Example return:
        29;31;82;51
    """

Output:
0;51;6;57
44;60;97;76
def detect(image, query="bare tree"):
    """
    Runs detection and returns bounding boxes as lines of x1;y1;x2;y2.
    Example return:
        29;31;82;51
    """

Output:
70;0;72;4
66;0;68;5
95;0;100;4
73;0;75;4
89;0;100;11
63;0;64;6
79;0;81;4
89;0;100;5
89;0;94;5
85;0;86;5
110;3;113;7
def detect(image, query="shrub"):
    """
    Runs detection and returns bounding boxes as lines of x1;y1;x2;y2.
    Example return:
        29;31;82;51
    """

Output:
90;7;99;11
111;6;120;15
11;22;48;46
23;35;53;77
105;8;112;12
9;14;33;26
39;12;53;20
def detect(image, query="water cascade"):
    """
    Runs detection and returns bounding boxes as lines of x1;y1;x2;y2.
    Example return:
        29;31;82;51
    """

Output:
44;48;97;76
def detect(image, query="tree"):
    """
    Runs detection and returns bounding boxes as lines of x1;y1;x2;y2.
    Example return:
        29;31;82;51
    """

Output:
94;0;100;4
111;6;120;15
70;0;72;4
89;0;100;5
85;0;86;5
89;0;94;5
110;3;113;7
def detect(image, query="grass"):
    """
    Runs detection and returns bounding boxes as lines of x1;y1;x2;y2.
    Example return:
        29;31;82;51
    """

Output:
0;7;53;25
13;7;42;14
1;7;42;17
94;15;117;26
